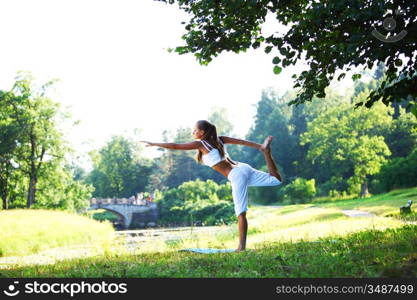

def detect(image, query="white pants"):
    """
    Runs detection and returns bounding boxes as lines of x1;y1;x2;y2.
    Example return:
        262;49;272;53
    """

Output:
227;162;282;216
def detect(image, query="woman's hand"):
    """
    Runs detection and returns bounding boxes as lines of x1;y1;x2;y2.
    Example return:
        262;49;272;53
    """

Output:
140;141;154;147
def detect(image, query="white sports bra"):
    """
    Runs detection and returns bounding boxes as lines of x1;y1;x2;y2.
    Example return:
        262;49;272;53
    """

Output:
200;138;230;167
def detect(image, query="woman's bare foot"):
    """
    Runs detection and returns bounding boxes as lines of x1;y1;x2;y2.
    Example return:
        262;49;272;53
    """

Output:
260;136;273;153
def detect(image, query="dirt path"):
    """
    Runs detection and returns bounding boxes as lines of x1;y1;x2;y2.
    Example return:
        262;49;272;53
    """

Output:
341;210;376;217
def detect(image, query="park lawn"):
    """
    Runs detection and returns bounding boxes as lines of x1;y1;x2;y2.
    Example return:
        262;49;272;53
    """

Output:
312;186;417;216
0;209;115;257
0;186;416;277
105;201;409;255
1;225;416;278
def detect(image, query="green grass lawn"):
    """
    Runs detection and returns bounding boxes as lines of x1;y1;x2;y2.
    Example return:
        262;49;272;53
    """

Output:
0;209;115;257
1;225;416;278
0;187;416;277
313;186;417;216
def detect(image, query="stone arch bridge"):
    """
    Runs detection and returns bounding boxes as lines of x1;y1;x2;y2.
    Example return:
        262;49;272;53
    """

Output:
89;198;158;229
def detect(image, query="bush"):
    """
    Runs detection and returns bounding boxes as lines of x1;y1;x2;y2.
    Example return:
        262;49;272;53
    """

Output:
346;177;362;196
328;189;340;198
370;148;417;193
275;186;287;203
279;177;316;204
318;176;349;197
196;201;235;225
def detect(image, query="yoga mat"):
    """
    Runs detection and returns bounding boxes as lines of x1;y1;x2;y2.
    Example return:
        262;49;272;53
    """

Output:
179;248;236;254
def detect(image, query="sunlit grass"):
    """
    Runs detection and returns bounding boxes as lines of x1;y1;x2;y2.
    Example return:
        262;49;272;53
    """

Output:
108;202;407;255
318;186;417;216
1;186;416;277
165;206;405;251
0;209;115;257
2;225;416;278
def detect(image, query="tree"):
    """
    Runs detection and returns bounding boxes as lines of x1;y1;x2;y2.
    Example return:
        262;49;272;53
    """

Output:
0;72;68;208
87;136;153;198
382;106;417;157
300;95;393;197
245;89;279;167
0;72;94;210
161;0;417;119
33;162;94;212
0;91;22;209
289;84;352;181
372;148;417;192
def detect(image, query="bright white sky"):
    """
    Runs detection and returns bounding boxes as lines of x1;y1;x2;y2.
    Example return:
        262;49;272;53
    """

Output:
0;0;356;169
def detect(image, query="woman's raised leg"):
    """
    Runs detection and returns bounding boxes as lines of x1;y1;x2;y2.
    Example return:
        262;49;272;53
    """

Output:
260;136;282;182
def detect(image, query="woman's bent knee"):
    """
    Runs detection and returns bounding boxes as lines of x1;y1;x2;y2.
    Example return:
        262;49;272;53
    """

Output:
237;211;247;218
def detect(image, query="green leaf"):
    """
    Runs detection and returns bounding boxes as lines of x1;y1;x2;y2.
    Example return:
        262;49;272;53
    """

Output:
273;66;282;75
272;56;281;64
337;73;346;80
352;74;362;81
264;46;273;54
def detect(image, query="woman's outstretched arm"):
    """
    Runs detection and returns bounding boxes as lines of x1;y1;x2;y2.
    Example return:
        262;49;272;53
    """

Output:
140;140;201;150
219;136;262;150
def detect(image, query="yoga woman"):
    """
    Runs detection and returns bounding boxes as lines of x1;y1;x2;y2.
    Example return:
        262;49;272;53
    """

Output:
140;120;282;252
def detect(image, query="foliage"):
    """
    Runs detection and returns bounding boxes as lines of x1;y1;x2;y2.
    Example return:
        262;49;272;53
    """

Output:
370;148;417;194
382;105;417;157
0;72;93;210
161;0;417;121
86;136;153;198
300;97;393;197
32;165;94;212
318;176;349;198
255;93;291;172
278;177;316;204
89;209;120;222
